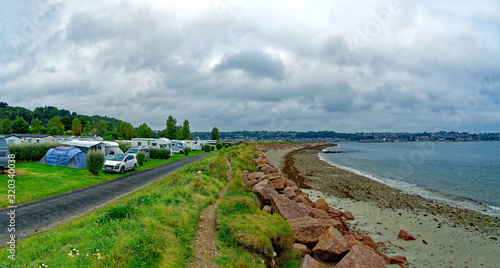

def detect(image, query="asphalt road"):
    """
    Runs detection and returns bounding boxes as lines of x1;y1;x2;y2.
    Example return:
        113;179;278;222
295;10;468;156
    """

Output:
0;154;208;246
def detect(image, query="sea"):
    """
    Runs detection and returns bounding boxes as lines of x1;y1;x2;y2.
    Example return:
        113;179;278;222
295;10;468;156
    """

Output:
319;141;500;217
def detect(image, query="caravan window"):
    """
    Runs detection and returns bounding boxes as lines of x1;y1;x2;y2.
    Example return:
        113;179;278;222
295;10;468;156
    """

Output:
0;150;6;157
147;141;151;145
176;143;183;148
152;143;157;146
138;142;142;146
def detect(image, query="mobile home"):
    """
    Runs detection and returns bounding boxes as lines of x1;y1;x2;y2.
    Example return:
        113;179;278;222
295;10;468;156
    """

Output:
62;141;123;158
131;138;171;149
169;140;186;154
183;140;202;151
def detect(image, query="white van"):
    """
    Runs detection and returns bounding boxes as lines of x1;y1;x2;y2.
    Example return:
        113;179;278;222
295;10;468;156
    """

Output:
183;140;202;151
169;140;186;154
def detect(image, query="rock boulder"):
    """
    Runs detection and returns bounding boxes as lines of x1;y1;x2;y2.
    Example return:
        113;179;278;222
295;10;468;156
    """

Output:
312;226;351;262
288;216;342;244
336;245;387;268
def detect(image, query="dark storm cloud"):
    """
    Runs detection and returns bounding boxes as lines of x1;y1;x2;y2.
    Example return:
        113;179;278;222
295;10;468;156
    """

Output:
214;49;286;80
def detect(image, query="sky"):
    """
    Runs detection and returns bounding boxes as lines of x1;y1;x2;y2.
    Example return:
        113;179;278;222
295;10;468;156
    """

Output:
0;0;499;132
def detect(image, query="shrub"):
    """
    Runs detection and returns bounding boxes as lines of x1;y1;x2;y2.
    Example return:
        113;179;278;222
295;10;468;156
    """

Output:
136;151;147;166
210;145;216;151
86;150;105;175
183;146;191;156
117;142;131;153
203;145;211;152
149;148;171;159
216;141;222;150
8;143;60;163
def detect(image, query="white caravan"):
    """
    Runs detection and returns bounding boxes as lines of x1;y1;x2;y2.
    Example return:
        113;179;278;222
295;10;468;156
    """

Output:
62;141;124;158
183;140;202;151
131;138;171;149
169;140;186;154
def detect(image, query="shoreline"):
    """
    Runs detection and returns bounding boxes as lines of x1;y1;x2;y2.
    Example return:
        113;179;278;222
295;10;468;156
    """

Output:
264;145;500;267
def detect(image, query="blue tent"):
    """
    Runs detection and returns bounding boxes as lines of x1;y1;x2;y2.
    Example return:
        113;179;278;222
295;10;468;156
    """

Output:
39;146;87;169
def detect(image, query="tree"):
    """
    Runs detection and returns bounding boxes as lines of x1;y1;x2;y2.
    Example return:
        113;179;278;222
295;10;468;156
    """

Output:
181;119;191;140
96;120;106;137
47;117;64;135
0;102;9;108
136;123;153;138
12;116;30;134
0;119;12;134
30;118;42;134
211;127;219;141
61;116;72;131
165;115;177;139
118;121;134;140
72;118;82;136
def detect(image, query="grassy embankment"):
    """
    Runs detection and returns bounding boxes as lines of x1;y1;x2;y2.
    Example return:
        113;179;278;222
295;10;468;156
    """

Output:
0;150;207;207
0;144;300;267
215;144;300;267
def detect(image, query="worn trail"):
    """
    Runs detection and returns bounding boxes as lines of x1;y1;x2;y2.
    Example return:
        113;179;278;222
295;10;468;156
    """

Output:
189;156;233;268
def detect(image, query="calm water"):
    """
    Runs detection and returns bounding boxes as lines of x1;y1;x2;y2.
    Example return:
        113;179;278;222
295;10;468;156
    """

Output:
320;141;500;217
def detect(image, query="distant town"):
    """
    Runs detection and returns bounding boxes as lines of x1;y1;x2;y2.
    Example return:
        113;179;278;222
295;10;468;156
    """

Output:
192;131;500;143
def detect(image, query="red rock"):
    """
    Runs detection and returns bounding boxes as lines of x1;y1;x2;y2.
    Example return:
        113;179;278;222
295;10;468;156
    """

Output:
357;235;377;251
298;203;330;219
293;243;311;257
341;211;355;220
288;216;342;244
247;172;265;181
312;226;351;262
253;155;269;165
293;195;314;207
344;234;363;248
315;198;330;212
262;205;272;214
291;186;302;195
268;175;286;190
260;164;278;174
270;192;313;220
376;241;387;252
287;180;298;188
246;179;258;188
253;180;278;205
284;187;298;199
389;256;408;266
299;254;321;268
398;230;416;241
336;245;387;268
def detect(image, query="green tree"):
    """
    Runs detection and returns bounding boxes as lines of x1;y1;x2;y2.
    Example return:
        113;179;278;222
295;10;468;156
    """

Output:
136;123;153;138
12;116;30;134
0;119;12;134
61;116;72;131
165;115;177;139
96;120;106;138
118;121;134;140
211;127;219;141
181;119;191;140
47;117;64;135
106;121;115;133
72;118;82;136
30;118;42;134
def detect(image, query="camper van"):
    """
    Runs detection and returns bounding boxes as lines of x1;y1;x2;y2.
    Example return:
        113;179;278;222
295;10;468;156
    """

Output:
183;140;202;151
0;137;11;174
169;140;186;154
131;138;171;149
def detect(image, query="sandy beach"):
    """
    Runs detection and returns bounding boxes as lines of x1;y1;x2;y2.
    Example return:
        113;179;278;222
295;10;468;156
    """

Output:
264;145;500;268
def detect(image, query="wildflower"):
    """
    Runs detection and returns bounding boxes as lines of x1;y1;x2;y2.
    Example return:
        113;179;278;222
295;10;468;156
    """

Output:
68;248;79;257
39;264;48;268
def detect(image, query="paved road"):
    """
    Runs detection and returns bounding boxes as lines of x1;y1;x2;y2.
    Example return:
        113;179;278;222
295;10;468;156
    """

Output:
0;154;207;245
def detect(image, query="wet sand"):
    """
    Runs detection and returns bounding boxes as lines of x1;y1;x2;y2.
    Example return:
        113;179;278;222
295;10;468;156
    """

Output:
265;145;500;268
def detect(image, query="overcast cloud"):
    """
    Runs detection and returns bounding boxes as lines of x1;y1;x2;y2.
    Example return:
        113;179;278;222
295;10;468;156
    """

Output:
0;0;499;132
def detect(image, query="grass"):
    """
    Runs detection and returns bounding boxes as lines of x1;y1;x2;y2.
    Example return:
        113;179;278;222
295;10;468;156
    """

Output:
0;150;228;267
0;150;207;207
215;144;298;267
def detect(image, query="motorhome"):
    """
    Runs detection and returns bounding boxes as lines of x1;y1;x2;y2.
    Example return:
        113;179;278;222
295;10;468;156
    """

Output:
183;140;202;151
131;138;171;149
0;137;11;174
169;140;186;154
200;140;217;146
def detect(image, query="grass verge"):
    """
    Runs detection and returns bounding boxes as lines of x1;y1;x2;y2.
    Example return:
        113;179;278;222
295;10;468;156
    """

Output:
0;150;207;207
0;150;227;267
215;144;297;267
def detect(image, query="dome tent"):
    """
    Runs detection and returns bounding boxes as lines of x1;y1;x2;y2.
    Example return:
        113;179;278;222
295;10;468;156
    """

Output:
39;146;87;169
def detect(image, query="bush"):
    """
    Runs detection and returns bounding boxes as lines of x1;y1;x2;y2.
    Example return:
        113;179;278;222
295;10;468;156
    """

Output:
117;142;131;153
216;141;222;150
210;145;216;151
149;148;171;159
183;146;191;156
203;145;211;152
136;151;147;166
86;150;105;175
8;143;60;163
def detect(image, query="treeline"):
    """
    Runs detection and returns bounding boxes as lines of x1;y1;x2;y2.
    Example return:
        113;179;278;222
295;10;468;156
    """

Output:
0;103;212;141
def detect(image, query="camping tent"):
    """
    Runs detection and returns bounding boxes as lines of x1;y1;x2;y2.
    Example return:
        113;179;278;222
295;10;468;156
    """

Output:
39;146;87;169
